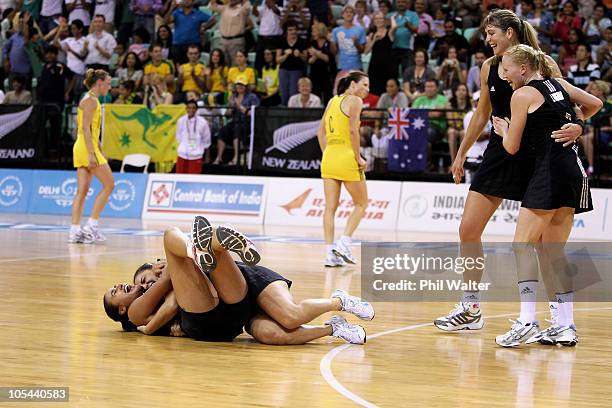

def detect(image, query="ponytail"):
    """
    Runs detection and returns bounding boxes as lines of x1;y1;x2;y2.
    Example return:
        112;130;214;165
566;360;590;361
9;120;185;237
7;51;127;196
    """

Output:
83;68;109;89
520;19;540;51
505;44;553;78
336;70;368;95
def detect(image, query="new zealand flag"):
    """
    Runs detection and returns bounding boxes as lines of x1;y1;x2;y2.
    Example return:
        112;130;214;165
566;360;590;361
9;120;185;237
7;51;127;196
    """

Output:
387;108;429;172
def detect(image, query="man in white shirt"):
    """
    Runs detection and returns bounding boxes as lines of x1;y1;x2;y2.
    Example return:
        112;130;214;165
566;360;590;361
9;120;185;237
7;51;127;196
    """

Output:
94;0;116;32
175;100;211;174
253;0;283;74
288;77;322;108
39;0;63;34
57;19;87;102
84;14;117;71
66;0;93;27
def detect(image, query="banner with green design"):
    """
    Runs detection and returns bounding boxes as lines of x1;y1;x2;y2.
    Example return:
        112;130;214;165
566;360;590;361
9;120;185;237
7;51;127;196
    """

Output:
102;104;186;163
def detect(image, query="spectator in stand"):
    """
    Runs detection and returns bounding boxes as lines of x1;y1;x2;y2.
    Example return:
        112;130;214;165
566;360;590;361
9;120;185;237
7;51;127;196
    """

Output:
288;77;322;107
437;46;467;100
378;0;392;24
365;11;395;96
94;0;115;32
353;1;371;31
567;43;601;90
456;0;481;29
178;44;207;101
38;45;70;148
431;18;470;64
214;76;259;166
280;0;311;41
24;22;45;80
155;24;173;61
277;21;307;105
253;0;283;75
3;12;32;88
402;48;436;103
116;51;144;91
166;0;213;65
466;49;486;95
209;0;251;67
376;78;409;109
552;0;582;46
329;6;366;89
259;48;280;106
308;22;334;104
596;27;611;81
205;48;229;105
117;0;135;46
144;75;173;108
446;83;471;162
66;0;93;28
109;42;127;73
583;4;610;46
389;0;418;76
529;0;555;53
56;19;87;102
558;28;583;75
413;0;433;51
228;49;257;92
175;100;211;174
114;79;143;104
3;75;32;104
143;43;175;93
128;27;151;63
412;79;449;168
85;15;117;71
308;0;329;25
431;6;449;40
580;80;611;176
39;0;63;35
131;0;161;40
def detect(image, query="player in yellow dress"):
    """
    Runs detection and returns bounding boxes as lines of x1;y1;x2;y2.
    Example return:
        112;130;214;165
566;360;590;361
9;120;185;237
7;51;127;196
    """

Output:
69;69;115;244
316;71;369;267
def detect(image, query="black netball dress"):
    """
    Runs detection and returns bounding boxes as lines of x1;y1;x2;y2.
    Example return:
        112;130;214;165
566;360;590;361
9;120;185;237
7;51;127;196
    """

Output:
519;78;592;213
469;62;535;200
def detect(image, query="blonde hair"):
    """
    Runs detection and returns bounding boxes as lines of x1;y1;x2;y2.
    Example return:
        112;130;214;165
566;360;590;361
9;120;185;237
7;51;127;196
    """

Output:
592;80;610;96
83;68;110;89
504;44;553;78
312;22;328;39
483;9;540;63
298;77;312;87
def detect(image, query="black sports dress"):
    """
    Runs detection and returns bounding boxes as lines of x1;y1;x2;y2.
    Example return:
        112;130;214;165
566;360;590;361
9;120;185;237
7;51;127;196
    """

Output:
469;62;535;200
519;78;592;213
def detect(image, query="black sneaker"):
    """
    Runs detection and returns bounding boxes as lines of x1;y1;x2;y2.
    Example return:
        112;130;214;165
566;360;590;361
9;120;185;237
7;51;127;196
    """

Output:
216;224;261;266
192;216;217;275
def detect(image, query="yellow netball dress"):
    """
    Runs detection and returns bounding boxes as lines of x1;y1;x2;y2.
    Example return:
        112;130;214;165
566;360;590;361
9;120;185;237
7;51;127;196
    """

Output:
73;93;107;168
321;95;364;181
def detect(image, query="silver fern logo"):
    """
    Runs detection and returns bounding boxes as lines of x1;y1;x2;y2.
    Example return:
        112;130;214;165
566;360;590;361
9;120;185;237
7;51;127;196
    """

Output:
0;106;33;140
265;120;321;153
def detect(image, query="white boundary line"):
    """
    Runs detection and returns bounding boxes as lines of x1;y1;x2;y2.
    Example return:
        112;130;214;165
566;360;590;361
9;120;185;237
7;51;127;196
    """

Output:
320;307;612;407
0;248;157;263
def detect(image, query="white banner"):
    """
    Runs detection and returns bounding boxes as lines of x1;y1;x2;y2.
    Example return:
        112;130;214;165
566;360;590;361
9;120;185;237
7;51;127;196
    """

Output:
264;178;400;229
398;181;611;240
143;174;267;224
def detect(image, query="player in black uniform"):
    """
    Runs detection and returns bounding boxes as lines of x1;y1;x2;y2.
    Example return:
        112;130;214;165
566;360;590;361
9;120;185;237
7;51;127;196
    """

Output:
103;217;374;344
491;44;602;347
435;9;588;332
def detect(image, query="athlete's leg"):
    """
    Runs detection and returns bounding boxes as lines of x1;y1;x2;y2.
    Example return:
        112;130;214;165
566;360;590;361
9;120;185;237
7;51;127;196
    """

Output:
342;179;368;238
246;312;332;345
323;178;342;244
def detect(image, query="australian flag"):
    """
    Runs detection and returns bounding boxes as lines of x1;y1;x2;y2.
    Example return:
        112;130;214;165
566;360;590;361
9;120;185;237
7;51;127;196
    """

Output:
387;108;428;172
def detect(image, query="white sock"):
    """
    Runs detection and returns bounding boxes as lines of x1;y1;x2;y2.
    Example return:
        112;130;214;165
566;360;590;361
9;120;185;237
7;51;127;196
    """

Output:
556;292;574;327
518;280;538;323
340;235;351;245
548;301;559;322
71;224;81;234
326;244;334;254
87;218;98;228
461;291;480;307
185;239;195;259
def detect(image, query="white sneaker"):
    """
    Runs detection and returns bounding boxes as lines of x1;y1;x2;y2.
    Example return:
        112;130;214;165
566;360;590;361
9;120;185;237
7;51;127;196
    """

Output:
82;224;106;242
325;252;346;267
332;239;357;264
68;229;94;244
525;305;560;344
434;303;484;331
540;324;578;347
495;319;540;347
332;289;375;320
327;315;366;344
192;216;217;275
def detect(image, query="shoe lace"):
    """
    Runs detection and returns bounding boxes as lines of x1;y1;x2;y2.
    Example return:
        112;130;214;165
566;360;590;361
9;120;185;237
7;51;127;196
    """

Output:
505;319;530;340
447;303;467;317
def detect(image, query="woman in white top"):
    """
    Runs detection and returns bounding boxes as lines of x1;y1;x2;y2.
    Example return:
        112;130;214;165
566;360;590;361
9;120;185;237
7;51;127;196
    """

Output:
175;100;211;174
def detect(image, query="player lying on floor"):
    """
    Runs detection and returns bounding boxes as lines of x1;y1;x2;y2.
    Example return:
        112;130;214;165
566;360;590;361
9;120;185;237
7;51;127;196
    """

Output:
103;216;374;344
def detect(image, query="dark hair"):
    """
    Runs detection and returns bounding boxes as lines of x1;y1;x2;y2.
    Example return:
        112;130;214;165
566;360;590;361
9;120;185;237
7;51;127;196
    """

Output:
28;27;39;40
83;68;110;89
120;80;136;92
44;44;59;54
263;48;277;69
186;99;198;108
71;19;84;31
149;42;163;52
285;21;298;32
567;28;584;44
521;0;534;8
156;24;173;47
122;51;143;70
234;49;247;59
425;78;438;87
386;77;400;87
337;71;368;94
450;84;472;111
94;14;106;22
2;8;13;20
210;48;226;69
132;262;153;284
103;293;137;332
564;0;577;12
414;48;429;65
444;18;455;27
12;75;26;86
133;26;151;44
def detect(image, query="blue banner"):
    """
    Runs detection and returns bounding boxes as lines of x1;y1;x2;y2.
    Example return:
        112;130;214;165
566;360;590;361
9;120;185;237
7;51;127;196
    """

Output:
147;180;264;216
29;170;147;218
0;169;33;213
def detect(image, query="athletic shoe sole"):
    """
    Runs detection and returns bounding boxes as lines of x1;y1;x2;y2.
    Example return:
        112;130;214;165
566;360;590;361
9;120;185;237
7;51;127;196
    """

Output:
216;225;261;266
434;320;484;331
192;216;217;275
332;248;357;264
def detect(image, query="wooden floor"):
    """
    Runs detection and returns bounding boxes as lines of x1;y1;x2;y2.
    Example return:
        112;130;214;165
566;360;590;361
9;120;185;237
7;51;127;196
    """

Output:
1;214;611;408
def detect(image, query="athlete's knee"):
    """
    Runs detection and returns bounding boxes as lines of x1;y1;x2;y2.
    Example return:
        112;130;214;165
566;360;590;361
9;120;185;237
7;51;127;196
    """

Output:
275;305;302;330
163;227;182;244
324;203;339;215
459;220;483;242
104;179;115;191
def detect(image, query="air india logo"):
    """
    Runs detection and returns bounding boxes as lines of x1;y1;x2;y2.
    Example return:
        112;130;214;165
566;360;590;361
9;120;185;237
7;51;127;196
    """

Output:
280;189;311;214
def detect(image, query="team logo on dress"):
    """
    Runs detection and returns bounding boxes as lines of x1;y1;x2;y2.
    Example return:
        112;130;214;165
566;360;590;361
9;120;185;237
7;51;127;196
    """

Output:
0;175;23;207
402;195;428;218
150;182;172;206
490;86;496;92
109;179;136;211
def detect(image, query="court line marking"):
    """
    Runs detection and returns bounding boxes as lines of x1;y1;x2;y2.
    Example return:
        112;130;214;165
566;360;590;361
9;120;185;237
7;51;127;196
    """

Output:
0;248;158;264
320;307;612;408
